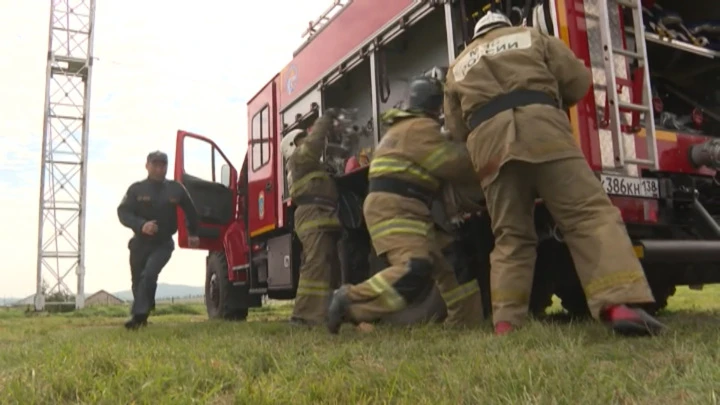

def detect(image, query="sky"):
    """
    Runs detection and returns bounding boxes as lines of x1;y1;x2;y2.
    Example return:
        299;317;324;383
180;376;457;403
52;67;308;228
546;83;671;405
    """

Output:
0;0;332;299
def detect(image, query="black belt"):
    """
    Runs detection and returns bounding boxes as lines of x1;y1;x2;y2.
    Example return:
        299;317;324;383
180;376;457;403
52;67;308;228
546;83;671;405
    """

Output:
368;177;435;207
468;90;557;129
293;195;337;208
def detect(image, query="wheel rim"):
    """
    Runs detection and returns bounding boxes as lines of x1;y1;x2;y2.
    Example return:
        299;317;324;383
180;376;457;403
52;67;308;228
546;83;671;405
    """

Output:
209;273;220;309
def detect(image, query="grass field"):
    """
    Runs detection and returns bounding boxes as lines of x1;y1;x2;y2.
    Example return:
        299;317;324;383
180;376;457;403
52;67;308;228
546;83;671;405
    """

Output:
1;287;719;404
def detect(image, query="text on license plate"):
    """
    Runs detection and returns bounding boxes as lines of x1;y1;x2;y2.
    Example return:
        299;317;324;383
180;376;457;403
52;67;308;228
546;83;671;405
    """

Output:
600;174;659;198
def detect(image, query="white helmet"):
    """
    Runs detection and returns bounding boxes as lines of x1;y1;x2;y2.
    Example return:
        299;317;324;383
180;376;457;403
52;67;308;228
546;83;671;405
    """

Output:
280;129;305;159
472;11;512;39
531;4;551;35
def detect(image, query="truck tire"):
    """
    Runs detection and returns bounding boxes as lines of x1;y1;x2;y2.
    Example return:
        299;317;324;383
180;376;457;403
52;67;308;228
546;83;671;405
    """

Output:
548;244;592;319
205;251;249;321
528;241;563;318
638;280;675;315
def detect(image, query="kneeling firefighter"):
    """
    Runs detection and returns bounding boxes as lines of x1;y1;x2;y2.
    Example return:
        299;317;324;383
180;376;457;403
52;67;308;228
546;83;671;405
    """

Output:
443;11;666;336
327;75;484;334
282;109;346;326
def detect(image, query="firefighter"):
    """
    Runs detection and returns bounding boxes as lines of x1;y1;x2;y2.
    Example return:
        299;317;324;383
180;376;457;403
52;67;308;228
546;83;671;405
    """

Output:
117;151;200;330
443;11;666;336
281;110;344;326
326;76;484;334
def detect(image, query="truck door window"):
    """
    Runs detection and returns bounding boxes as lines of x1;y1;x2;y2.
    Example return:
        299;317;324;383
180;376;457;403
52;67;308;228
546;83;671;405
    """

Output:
184;136;214;183
182;135;235;226
251;105;271;171
184;136;231;188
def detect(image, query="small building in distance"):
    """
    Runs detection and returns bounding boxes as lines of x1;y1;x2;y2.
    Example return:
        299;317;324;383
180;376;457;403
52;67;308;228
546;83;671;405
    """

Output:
84;290;124;307
12;294;36;307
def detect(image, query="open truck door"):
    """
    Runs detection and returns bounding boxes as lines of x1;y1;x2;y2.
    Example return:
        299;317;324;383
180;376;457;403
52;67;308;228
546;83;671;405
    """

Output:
174;130;238;250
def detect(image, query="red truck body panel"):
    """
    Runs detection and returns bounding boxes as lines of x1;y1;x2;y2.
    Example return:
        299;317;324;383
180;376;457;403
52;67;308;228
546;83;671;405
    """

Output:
277;0;414;110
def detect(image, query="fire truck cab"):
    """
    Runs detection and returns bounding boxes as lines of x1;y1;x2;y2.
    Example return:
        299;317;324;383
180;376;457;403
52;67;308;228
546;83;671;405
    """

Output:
174;0;720;321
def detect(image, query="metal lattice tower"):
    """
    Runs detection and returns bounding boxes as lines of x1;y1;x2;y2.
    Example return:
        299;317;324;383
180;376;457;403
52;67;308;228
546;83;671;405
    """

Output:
35;0;96;311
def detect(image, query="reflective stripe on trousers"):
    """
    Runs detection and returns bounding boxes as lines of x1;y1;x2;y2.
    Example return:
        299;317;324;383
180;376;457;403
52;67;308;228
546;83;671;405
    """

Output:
296;217;341;234
363;272;406;311
296;278;330;297
368;218;432;240
584;270;646;298
441;280;480;307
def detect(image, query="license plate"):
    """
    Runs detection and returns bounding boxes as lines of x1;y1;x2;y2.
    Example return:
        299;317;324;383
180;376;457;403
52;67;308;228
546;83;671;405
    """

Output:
600;174;659;198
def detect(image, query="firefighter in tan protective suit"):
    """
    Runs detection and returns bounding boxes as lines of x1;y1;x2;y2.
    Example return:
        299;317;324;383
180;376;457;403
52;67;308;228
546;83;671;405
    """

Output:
281;110;344;326
443;11;666;336
326;76;484;334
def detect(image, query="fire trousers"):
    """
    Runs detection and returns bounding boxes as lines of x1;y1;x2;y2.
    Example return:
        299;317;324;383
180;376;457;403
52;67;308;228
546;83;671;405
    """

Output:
344;218;483;327
292;229;342;324
482;158;655;326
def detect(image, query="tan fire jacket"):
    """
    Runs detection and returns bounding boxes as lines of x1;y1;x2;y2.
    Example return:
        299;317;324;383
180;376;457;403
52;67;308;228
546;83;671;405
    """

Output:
444;26;592;186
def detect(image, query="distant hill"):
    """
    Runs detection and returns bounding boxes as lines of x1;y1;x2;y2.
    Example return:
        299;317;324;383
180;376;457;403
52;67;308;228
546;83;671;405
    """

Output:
113;283;204;301
1;297;22;307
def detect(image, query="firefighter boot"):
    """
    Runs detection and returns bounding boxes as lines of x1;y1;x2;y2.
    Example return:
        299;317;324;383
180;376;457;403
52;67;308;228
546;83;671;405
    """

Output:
601;305;667;337
124;314;148;331
495;321;514;336
327;285;354;334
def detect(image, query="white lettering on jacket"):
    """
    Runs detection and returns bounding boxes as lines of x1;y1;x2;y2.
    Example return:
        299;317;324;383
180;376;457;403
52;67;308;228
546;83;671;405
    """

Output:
452;31;532;82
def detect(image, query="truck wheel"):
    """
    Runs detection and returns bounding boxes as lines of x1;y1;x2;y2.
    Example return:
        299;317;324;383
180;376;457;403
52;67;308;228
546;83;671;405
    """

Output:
553;255;592;319
528;241;564;318
205;251;249;321
555;286;591;319
528;278;554;318
638;282;675;315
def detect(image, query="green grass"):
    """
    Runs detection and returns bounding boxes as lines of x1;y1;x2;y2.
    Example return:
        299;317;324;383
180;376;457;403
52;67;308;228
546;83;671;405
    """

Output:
1;287;719;404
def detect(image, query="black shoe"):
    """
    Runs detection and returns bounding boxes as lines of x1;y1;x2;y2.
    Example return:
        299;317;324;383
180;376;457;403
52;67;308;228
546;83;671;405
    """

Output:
124;314;148;330
288;317;317;327
327;286;353;334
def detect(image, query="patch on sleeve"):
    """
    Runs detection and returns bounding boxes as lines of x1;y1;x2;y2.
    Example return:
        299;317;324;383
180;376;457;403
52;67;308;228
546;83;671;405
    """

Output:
452;31;533;81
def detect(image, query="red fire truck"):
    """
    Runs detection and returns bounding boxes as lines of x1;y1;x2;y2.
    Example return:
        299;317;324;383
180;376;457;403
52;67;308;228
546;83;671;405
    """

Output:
173;0;720;321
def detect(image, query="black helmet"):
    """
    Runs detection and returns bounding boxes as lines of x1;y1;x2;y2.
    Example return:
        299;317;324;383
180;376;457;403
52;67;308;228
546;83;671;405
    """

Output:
401;75;444;119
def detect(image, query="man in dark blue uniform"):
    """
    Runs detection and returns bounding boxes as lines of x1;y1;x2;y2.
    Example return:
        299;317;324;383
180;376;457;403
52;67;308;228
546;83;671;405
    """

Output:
117;151;200;329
